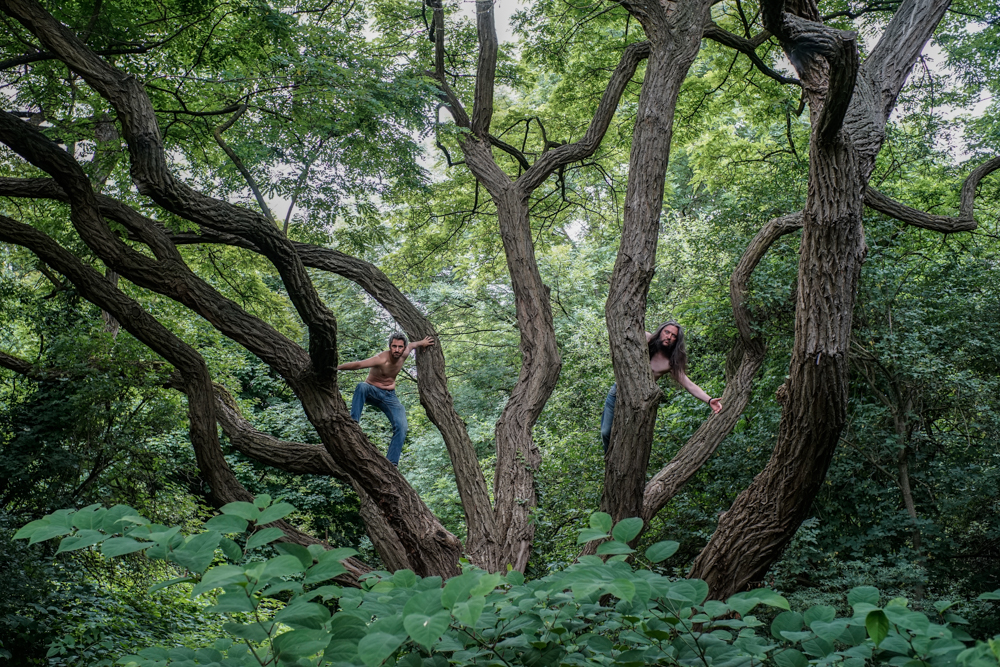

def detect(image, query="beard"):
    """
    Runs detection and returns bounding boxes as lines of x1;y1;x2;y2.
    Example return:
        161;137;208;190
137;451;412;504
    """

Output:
650;338;676;358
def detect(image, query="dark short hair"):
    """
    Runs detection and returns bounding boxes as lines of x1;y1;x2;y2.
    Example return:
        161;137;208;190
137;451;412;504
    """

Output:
388;332;408;347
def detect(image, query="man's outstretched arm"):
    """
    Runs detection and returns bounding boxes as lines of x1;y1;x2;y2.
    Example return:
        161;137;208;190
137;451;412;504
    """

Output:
405;336;435;355
336;352;385;371
677;371;723;414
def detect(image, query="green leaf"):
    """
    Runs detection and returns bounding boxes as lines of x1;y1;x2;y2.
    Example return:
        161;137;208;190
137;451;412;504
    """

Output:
219;537;243;561
848;586;881;607
208;591;257;613
866;610;890;647
358;630;406;667
71;505;105;530
773;648;809;667
803;604;835;625
770;611;804;640
101;537;152;557
393;569;417;588
274;601;331;630
589;512;612;533
611;517;643;543
977;589;1000;601
575;528;610;544
170;532;222;574
258;502;296;525
253;494;273;509
28;523;74;545
203;514;249;534
751;588;789;610
469;572;503;597
275;542;314;569
273;628;330;660
323;614;368;663
261;554;307;580
303;558;347;584
645;540;679;563
604;578;635;602
193;564;247;596
56;529;106;553
403;609;451;649
453;596;485;627
506;570;524;586
595;540;634;555
441;572;478;608
245;527;284;551
220;502;260;522
102;505;141;533
13;519;49;540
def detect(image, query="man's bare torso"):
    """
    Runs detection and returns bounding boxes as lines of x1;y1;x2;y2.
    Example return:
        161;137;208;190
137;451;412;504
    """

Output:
650;352;671;381
364;351;409;390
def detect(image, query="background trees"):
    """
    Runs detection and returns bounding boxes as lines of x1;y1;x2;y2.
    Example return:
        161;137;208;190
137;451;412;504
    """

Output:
1;0;999;658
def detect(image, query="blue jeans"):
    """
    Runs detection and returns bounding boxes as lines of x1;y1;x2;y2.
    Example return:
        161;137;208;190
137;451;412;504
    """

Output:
350;382;407;465
600;383;617;454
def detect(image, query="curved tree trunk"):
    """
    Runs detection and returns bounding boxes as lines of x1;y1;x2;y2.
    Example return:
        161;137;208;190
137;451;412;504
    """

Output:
689;0;951;599
601;0;713;525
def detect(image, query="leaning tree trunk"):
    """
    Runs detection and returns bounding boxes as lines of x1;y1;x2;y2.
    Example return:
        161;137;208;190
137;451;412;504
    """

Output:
689;0;951;598
601;0;713;524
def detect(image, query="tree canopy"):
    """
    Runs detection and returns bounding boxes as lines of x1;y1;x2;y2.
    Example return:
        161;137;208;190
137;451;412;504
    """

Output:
1;0;999;660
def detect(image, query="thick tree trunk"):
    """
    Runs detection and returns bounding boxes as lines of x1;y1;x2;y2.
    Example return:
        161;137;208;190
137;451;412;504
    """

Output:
689;0;950;599
601;0;712;524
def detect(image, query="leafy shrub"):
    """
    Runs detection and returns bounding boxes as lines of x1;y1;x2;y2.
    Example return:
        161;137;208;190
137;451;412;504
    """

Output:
15;499;1000;666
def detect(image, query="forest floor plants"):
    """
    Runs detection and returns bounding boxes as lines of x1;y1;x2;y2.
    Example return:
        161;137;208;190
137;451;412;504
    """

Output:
13;498;1000;667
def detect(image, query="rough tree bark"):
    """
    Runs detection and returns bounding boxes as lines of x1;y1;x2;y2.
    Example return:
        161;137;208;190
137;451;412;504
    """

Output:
429;1;656;570
600;0;713;524
689;0;954;599
0;0;465;577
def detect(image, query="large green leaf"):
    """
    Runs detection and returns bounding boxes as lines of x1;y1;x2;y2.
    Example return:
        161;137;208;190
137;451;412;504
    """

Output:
644;540;679;563
56;529;105;553
403;609;451;649
101;536;153;557
258;502;296;525
169;532;222;573
274;601;331;630
611;517;643;543
865;610;890;647
220;501;260;522
245;527;284;551
589;512;612;533
203;514;249;534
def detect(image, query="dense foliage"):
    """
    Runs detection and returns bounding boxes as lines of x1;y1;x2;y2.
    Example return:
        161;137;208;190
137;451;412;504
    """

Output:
1;0;999;661
14;498;1000;666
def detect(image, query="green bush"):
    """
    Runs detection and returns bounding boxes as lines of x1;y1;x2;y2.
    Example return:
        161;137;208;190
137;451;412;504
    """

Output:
15;499;1000;666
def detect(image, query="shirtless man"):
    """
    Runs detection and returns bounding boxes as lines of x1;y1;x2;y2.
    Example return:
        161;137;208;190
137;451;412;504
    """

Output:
600;321;722;453
336;332;435;465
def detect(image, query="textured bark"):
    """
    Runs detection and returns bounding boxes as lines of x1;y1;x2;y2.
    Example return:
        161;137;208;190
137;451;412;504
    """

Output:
0;212;375;580
601;0;714;525
429;0;653;571
689;0;951;599
0;0;464;576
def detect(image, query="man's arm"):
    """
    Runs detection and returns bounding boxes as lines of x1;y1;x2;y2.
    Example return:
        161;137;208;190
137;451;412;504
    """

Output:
336;352;386;372
677;371;723;414
405;336;435;355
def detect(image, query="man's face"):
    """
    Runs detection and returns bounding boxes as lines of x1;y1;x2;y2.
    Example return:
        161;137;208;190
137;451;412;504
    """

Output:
390;340;406;359
659;325;679;348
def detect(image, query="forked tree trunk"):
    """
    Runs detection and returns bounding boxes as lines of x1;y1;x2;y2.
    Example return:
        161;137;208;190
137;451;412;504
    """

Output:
689;0;951;598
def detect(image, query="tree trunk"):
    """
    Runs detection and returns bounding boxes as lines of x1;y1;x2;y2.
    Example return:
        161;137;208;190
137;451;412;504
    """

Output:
689;0;951;599
601;0;712;525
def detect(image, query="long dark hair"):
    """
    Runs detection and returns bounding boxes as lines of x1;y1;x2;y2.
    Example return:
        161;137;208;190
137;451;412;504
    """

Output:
648;321;687;382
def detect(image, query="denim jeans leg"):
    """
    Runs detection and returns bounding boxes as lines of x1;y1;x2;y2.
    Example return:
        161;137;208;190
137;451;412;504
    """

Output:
600;383;617;454
350;382;369;423
374;389;408;465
